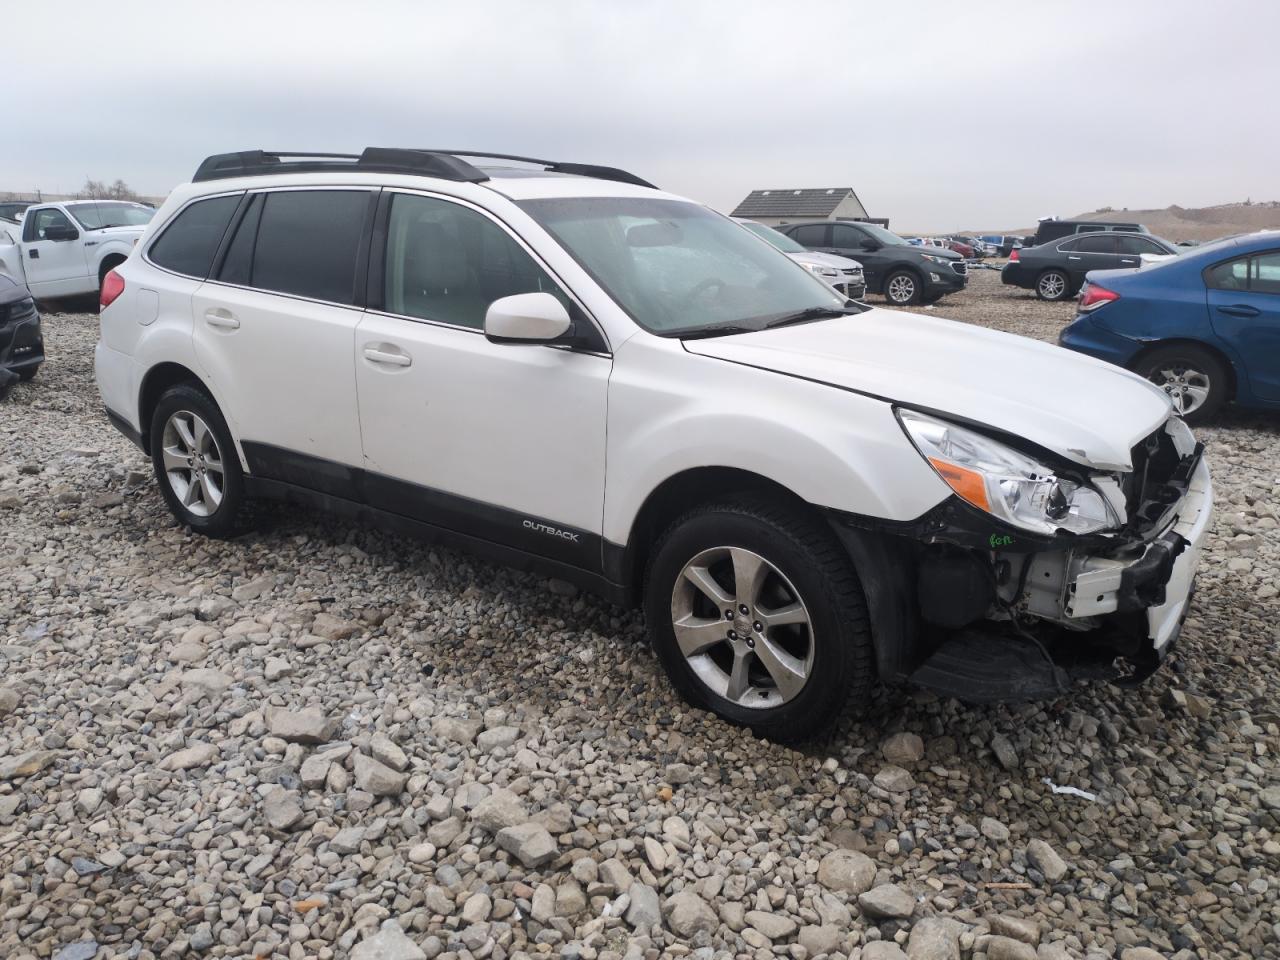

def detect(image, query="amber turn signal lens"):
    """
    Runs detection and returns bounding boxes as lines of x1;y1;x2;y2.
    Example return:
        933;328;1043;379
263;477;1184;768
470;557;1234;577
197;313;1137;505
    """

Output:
928;457;991;512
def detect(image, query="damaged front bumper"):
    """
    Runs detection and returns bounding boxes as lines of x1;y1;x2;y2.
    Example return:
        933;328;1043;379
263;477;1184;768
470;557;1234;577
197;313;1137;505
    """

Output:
830;418;1214;702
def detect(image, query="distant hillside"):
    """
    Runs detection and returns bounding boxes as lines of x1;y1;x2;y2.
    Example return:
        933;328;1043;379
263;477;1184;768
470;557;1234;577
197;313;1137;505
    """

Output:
976;201;1280;243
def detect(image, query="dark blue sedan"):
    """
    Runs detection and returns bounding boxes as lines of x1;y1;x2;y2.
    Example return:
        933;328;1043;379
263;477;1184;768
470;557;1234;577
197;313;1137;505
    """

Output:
1059;231;1280;423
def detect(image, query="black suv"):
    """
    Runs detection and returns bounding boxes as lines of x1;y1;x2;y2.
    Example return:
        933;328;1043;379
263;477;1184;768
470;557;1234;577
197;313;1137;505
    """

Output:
1031;219;1147;246
1002;232;1179;300
776;220;967;306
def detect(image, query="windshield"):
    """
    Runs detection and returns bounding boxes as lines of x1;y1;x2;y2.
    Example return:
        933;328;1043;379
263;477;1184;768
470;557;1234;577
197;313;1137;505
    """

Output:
67;202;154;230
856;222;910;247
740;220;806;253
521;197;854;335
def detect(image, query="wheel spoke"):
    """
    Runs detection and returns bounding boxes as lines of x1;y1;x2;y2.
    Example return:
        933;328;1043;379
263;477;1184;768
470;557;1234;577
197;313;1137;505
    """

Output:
753;635;807;700
173;415;196;452
199;472;222;510
193;417;212;456
1183;384;1209;409
673;615;728;658
759;601;807;629
180;475;201;507
683;564;733;607
161;445;188;473
725;650;751;702
730;548;768;607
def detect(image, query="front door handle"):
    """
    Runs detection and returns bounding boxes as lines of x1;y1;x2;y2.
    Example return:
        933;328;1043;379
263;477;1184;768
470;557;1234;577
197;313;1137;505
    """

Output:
204;308;240;330
28;249;39;259
363;345;412;367
1217;303;1261;318
1067;255;1081;261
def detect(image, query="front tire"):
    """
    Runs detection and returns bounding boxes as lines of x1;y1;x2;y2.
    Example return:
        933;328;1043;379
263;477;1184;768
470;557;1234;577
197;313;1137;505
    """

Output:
17;366;38;382
884;270;922;306
1134;344;1228;424
149;383;245;537
1035;269;1071;301
643;496;874;742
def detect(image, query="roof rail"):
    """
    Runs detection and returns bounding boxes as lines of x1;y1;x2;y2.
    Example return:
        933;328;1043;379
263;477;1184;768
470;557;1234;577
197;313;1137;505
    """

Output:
423;151;658;189
191;149;490;184
191;148;657;190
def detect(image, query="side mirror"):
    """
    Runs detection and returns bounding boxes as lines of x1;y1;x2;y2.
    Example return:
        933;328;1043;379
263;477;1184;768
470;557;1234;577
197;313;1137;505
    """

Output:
859;239;880;252
44;224;79;242
485;292;572;344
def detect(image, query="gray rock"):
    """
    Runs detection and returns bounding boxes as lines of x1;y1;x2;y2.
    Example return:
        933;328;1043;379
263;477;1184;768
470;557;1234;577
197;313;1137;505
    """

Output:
355;753;408;796
817;848;877;894
312;611;361;641
0;687;18;716
351;919;426;960
981;816;1011;842
875;764;916;792
991;733;1019;770
300;754;333;789
987;936;1038;960
990;915;1039;945
370;732;408;771
53;941;100;960
881;731;925;764
162;742;218;772
0;750;57;780
858;883;915;919
907;917;962;960
461;892;491;923
1259;786;1280;811
600;857;634;893
625;883;661;929
799;924;842;956
496;821;557;867
665;888;718;938
863;942;909;960
1026;838;1069;882
267;707;338;744
331;826;366;854
476;725;521;751
469;787;528;832
264;656;293;681
181;667;232;701
264;792;304;831
432;716;484;744
745;909;797;940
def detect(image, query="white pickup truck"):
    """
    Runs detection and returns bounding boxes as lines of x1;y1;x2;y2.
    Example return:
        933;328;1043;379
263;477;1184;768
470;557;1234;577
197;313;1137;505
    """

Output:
0;200;154;299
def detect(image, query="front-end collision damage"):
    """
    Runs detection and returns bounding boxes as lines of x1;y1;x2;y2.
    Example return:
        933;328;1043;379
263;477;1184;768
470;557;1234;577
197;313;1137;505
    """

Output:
829;416;1213;702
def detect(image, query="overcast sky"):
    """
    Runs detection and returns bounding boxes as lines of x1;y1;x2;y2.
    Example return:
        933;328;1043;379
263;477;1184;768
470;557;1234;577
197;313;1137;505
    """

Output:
5;0;1275;232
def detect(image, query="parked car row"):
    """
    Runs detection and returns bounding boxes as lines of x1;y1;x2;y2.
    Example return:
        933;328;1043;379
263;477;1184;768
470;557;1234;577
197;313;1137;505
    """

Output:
1002;231;1179;300
734;219;865;299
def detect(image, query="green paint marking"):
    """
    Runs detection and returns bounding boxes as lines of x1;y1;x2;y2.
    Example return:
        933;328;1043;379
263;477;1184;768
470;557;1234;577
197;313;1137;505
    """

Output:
988;533;1013;549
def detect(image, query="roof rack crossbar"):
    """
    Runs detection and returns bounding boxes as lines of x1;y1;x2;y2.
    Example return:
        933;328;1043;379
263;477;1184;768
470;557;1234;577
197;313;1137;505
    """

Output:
192;148;655;189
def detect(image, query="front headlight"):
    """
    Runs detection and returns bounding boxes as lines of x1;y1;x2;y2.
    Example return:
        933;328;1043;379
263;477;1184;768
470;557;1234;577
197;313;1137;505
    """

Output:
920;254;948;264
807;263;840;278
898;409;1119;536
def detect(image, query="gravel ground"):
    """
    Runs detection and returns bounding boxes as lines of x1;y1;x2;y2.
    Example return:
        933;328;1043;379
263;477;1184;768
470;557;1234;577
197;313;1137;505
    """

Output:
1;273;1278;960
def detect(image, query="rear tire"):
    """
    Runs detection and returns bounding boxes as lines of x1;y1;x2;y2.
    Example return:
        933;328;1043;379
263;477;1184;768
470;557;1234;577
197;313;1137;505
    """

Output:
643;496;874;742
149;383;246;537
884;270;923;306
1134;343;1228;424
1035;269;1071;301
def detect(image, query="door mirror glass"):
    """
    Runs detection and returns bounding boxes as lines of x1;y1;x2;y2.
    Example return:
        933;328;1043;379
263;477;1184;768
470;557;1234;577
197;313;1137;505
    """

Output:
859;239;880;251
44;223;79;242
485;292;572;344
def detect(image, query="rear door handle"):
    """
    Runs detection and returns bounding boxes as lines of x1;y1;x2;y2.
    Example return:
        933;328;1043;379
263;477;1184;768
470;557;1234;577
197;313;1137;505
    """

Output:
363;345;412;367
204;308;240;330
1119;258;1138;265
1067;255;1081;261
1217;304;1261;318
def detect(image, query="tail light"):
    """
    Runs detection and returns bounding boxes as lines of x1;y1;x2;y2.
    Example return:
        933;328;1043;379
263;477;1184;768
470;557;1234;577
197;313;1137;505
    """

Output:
100;269;125;310
1077;283;1120;312
1008;249;1020;262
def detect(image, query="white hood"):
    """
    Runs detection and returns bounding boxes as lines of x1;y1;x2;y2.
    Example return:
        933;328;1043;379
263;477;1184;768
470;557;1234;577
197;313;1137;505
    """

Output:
684;308;1173;471
793;250;862;270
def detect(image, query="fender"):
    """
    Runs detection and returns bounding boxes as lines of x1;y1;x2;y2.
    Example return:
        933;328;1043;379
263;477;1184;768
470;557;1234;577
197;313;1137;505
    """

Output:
93;241;136;277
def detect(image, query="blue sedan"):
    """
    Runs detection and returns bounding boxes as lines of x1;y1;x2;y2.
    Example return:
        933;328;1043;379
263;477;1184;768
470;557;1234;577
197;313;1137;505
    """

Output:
1059;231;1280;423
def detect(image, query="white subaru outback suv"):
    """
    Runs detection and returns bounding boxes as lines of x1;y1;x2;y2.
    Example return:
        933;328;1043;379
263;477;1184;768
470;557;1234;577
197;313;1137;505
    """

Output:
96;148;1212;741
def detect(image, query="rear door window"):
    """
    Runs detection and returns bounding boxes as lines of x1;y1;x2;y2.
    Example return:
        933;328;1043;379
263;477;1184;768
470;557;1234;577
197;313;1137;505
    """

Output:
240;190;372;304
1206;256;1249;291
149;195;241;278
790;223;829;247
1076;235;1119;254
830;224;868;249
1115;235;1166;256
1250;252;1280;295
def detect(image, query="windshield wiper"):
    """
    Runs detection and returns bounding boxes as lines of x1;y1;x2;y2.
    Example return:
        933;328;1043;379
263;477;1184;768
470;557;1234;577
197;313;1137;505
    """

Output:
671;324;755;340
763;306;857;329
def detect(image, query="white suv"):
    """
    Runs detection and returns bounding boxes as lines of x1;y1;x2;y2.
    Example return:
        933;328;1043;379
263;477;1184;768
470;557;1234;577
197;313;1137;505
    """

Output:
95;148;1212;740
